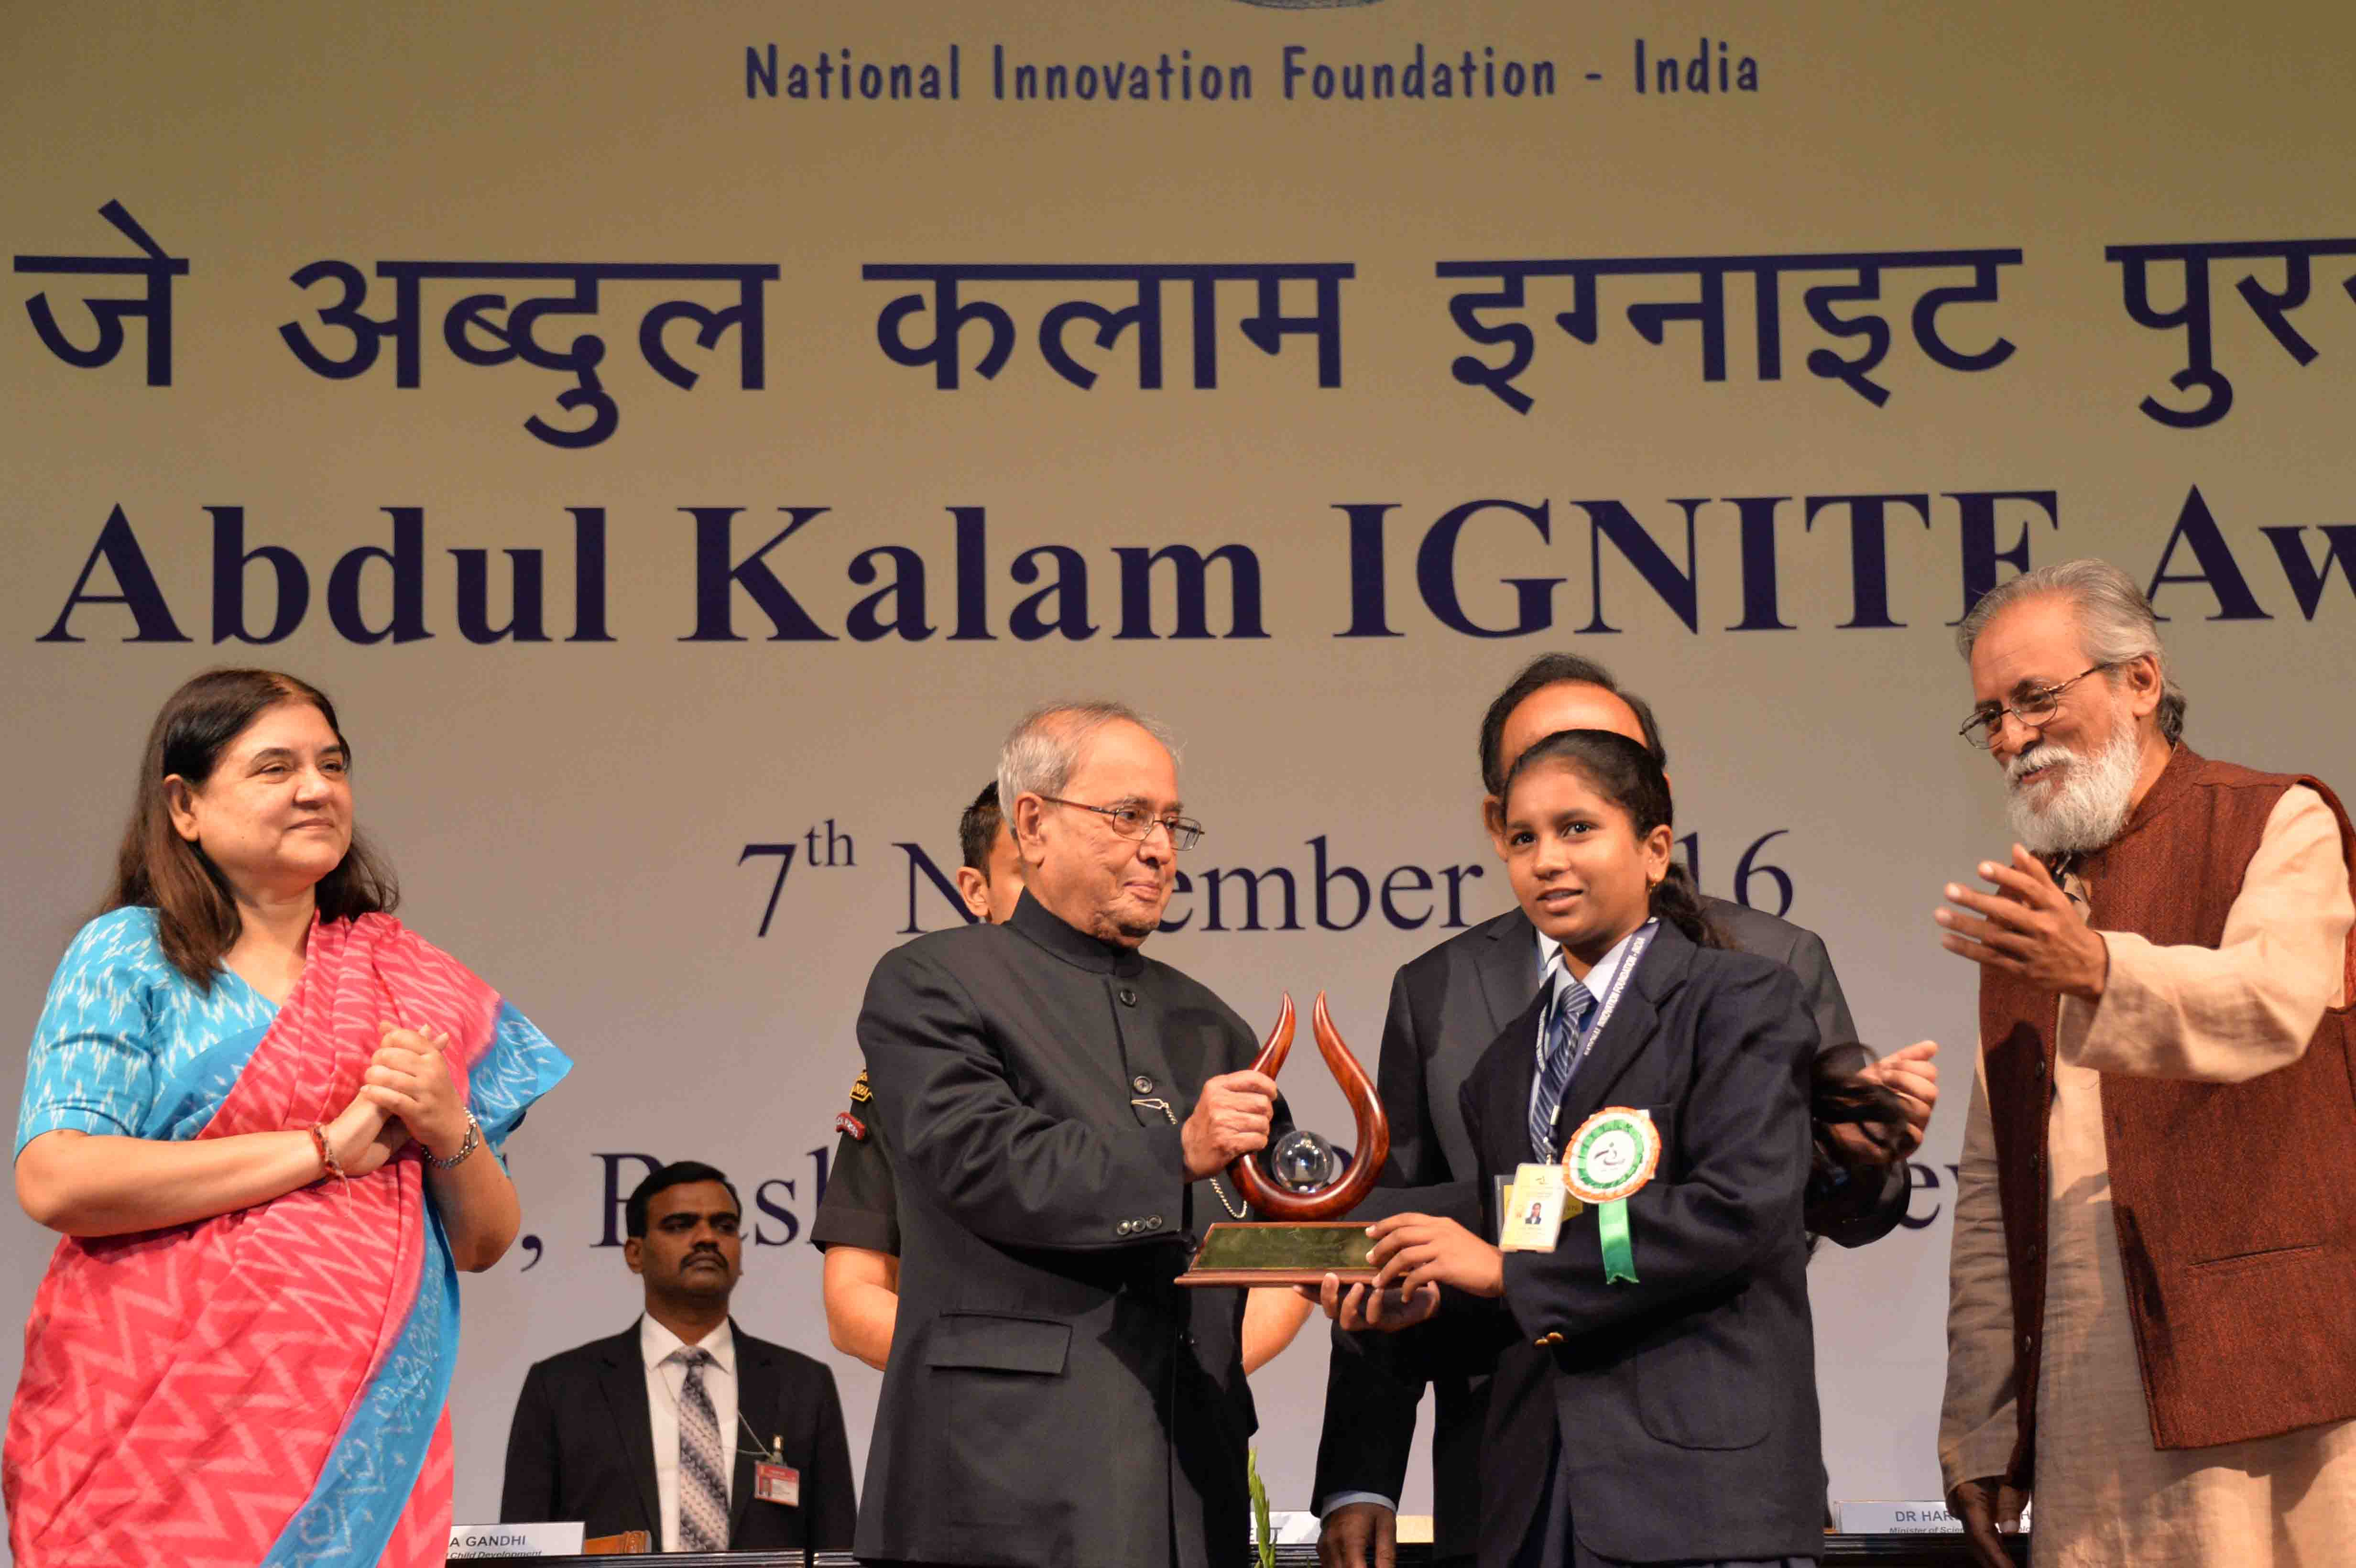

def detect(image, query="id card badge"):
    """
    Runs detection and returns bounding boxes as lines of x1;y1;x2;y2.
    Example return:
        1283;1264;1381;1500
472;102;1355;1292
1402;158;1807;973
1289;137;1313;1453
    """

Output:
754;1459;800;1507
1498;1163;1567;1252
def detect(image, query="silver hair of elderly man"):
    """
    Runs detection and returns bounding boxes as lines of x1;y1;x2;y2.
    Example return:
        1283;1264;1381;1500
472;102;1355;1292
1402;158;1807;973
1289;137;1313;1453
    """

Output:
1954;557;2187;745
997;701;1182;812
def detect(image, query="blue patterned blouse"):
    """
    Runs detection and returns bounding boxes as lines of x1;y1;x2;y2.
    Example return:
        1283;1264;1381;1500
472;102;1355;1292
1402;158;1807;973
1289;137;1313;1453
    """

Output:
17;906;567;1158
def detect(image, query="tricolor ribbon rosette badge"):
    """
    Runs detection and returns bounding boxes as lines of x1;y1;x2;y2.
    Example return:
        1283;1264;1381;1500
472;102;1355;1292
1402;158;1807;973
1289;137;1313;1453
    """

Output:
1561;1107;1660;1283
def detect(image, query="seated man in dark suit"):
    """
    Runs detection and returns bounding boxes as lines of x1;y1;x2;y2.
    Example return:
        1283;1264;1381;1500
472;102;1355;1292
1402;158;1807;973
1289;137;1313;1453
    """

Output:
502;1161;856;1553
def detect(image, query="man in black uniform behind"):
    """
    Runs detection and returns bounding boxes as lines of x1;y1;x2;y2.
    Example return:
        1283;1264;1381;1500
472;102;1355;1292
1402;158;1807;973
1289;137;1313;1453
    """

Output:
813;781;1023;1369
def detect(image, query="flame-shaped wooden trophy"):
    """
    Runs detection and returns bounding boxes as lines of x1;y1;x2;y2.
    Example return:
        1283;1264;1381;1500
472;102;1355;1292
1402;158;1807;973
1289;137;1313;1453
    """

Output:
1178;992;1391;1286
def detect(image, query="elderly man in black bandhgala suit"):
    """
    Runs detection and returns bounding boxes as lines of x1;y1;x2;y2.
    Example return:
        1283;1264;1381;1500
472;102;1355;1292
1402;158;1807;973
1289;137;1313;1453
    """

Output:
853;701;1285;1568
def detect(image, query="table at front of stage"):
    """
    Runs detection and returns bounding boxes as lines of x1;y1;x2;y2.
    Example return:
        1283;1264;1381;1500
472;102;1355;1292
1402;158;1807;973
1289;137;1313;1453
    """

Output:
484;1538;2029;1567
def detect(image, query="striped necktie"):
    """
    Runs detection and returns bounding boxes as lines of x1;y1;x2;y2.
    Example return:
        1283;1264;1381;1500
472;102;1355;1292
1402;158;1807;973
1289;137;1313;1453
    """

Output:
1529;976;1598;1161
674;1347;730;1551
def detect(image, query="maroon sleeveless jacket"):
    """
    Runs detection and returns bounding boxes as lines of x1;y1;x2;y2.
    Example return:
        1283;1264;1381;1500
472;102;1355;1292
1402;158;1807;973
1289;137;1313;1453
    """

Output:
1979;746;2356;1490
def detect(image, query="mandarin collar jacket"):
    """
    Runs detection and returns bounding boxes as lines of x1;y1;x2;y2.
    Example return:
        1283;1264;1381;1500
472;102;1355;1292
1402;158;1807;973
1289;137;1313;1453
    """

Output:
852;889;1284;1568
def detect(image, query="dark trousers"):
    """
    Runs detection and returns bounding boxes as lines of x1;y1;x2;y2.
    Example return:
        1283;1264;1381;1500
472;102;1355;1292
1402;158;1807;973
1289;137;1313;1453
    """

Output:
1510;1438;1817;1568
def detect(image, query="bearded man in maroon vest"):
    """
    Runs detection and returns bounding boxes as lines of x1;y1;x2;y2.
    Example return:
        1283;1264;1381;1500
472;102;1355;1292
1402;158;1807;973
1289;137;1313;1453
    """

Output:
1931;558;2356;1568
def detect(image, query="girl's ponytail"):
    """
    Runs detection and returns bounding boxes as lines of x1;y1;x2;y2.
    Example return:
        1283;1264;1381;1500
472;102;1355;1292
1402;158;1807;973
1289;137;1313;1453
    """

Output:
1649;860;1726;948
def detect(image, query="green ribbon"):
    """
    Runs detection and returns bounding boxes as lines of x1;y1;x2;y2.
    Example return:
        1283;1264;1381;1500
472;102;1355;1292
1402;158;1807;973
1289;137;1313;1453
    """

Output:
1598;1197;1636;1283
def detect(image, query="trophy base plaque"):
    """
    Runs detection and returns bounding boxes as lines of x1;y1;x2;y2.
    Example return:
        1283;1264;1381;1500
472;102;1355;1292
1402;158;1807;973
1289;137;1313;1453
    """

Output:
1176;1220;1376;1287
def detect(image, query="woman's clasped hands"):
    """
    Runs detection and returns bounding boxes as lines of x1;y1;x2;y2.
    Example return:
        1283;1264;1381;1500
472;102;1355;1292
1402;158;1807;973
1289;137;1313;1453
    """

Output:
353;1021;468;1162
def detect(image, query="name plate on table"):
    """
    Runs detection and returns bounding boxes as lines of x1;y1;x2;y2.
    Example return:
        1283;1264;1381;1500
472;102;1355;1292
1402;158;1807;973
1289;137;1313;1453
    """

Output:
1836;1502;1963;1534
1259;1510;1326;1545
447;1521;585;1558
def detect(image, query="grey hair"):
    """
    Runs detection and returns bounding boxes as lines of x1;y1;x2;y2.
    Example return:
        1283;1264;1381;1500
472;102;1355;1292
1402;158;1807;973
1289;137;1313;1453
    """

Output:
997;701;1179;815
1955;558;2186;744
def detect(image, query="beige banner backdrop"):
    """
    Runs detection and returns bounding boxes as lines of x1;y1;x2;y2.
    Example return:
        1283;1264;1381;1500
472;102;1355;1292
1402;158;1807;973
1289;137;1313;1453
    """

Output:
6;0;2354;1543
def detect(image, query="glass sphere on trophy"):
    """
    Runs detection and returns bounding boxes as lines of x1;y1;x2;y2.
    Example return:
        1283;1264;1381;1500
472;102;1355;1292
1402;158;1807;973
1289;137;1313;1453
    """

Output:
1178;993;1391;1286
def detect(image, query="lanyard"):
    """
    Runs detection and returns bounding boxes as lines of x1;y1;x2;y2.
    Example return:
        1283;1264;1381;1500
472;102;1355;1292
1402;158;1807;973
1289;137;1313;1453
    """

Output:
1546;920;1656;1073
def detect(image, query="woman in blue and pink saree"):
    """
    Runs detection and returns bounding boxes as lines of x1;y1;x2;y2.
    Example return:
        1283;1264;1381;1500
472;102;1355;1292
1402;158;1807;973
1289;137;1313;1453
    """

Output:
6;670;569;1568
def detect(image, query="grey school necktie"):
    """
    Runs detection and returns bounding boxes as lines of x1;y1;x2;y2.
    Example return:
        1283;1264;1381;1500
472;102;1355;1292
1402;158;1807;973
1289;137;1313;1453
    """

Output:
674;1347;729;1551
1528;975;1598;1160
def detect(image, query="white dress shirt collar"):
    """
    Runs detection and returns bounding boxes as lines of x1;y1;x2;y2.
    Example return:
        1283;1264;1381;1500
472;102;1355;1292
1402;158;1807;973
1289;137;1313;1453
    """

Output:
1535;916;1658;1021
640;1312;736;1377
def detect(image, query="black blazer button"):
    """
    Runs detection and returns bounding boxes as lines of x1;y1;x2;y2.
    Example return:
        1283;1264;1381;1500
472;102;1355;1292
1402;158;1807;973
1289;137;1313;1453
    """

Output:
1133;1074;1154;1094
1117;987;1139;1007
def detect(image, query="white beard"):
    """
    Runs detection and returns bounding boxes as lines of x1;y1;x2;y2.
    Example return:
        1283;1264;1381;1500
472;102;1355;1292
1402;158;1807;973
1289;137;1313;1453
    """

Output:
2005;724;2141;854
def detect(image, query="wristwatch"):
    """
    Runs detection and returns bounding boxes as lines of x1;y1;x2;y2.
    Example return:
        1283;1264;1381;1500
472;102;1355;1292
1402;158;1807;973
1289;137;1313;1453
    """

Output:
428;1109;481;1170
